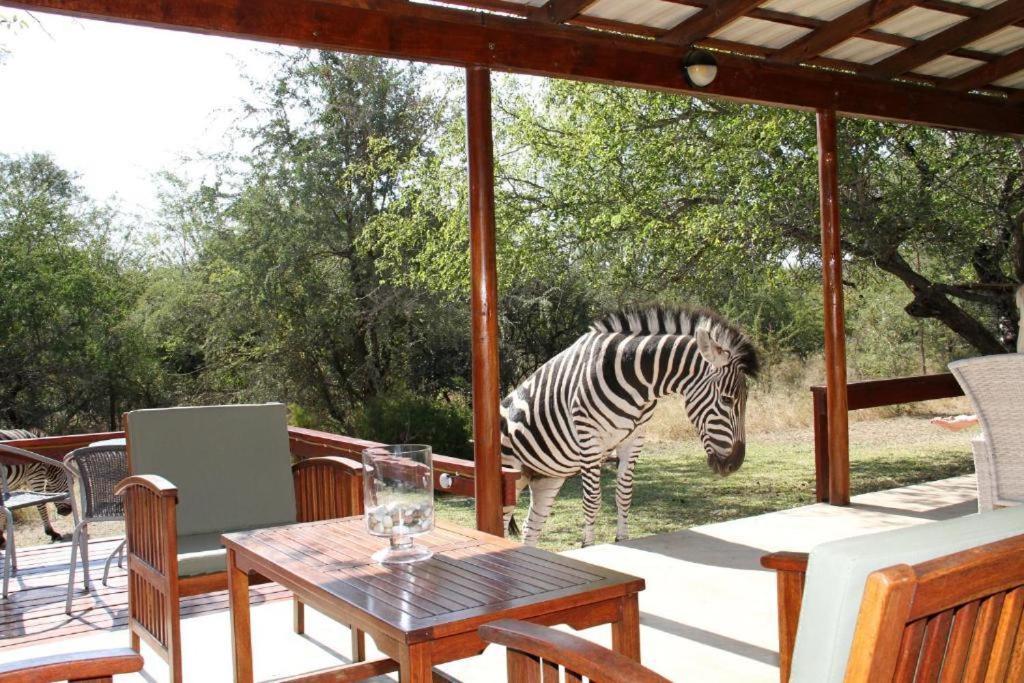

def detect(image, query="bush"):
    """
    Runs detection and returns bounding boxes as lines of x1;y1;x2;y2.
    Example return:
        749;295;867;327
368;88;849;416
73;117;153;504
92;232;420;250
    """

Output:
352;389;473;459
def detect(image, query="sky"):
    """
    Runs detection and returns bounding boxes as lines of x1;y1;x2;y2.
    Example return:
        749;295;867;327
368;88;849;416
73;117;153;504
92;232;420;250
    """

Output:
0;9;290;218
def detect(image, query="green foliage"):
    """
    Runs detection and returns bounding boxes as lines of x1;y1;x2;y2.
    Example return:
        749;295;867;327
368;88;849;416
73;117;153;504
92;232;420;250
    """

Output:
352;388;472;459
0;153;159;432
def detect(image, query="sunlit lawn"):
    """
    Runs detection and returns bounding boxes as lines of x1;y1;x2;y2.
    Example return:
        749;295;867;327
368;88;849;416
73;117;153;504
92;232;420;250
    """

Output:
436;436;974;552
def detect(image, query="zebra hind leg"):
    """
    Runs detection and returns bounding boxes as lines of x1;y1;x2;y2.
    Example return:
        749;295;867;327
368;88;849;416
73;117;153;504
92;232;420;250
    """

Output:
521;476;566;547
38;504;63;543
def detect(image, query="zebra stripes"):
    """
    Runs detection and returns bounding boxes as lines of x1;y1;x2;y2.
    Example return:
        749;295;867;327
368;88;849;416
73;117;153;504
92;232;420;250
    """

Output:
0;429;70;546
500;306;758;547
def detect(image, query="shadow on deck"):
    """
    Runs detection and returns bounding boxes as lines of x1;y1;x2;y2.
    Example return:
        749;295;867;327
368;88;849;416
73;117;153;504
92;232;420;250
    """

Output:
0;537;289;649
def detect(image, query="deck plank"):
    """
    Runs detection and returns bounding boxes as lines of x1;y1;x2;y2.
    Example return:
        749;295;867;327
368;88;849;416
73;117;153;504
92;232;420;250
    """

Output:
0;537;290;649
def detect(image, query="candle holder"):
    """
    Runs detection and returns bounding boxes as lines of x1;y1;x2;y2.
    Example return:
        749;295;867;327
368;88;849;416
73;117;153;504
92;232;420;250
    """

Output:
362;444;434;564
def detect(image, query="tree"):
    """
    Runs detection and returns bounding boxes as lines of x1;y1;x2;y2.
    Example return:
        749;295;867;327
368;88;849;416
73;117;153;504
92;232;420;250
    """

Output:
0;153;156;431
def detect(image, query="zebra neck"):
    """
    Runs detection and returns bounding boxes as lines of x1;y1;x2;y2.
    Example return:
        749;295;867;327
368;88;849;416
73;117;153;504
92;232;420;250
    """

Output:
654;335;711;399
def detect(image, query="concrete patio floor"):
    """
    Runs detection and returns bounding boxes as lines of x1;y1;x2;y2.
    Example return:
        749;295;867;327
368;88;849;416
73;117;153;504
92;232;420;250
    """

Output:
0;475;980;682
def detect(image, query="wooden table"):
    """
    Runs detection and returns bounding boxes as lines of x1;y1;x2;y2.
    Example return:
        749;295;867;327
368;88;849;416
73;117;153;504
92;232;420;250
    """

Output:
222;518;645;682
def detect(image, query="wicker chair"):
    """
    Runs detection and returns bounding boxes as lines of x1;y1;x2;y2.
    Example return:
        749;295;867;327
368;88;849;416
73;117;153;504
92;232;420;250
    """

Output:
63;444;129;614
479;619;669;683
0;443;71;598
949;354;1024;511
0;648;143;682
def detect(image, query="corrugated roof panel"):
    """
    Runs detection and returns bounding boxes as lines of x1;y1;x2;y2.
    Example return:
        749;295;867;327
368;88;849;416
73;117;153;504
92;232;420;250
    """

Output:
712;17;811;49
581;0;700;30
966;26;1024;54
994;68;1024;87
822;37;903;64
875;7;967;40
940;0;1004;8
912;54;986;77
761;0;867;21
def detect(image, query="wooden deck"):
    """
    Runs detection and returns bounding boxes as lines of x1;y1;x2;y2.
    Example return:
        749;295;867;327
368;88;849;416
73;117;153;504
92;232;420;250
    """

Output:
0;537;290;649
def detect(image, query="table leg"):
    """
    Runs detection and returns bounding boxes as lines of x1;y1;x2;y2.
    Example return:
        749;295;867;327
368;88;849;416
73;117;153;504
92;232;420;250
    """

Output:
611;593;641;661
398;642;433;682
227;549;254;683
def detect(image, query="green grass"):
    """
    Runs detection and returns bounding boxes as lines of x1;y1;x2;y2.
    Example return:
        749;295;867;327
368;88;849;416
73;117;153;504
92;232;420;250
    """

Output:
435;439;974;552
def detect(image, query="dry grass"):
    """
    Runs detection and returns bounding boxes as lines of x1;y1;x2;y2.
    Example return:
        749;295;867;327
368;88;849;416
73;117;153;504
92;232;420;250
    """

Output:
645;355;972;443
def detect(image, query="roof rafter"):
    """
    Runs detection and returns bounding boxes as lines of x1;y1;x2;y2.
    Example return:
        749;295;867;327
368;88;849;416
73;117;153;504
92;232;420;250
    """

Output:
1;0;1022;135
528;0;598;24
942;46;1024;91
772;0;917;65
864;0;1024;80
658;0;769;46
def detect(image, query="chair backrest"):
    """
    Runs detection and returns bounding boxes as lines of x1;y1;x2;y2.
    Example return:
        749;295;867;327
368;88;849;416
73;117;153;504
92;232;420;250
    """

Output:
64;445;128;521
950;354;1024;502
845;533;1024;681
125;404;295;537
790;505;1024;683
479;619;670;683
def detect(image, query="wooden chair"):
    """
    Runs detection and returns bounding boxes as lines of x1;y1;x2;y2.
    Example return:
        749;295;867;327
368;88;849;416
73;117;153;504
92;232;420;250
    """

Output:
116;403;364;683
0;648;143;682
479;619;669;683
761;505;1024;682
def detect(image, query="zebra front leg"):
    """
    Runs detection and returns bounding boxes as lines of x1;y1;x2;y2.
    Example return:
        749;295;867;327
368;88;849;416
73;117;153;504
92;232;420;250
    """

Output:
614;437;645;543
502;471;530;538
581;465;603;547
522;475;566;547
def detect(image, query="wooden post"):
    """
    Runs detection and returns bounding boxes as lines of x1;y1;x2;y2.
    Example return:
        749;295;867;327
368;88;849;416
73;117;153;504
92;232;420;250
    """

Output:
466;65;504;536
816;109;850;506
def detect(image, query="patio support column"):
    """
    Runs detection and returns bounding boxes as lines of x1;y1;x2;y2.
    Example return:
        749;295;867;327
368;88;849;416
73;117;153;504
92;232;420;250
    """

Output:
466;65;504;535
817;109;851;506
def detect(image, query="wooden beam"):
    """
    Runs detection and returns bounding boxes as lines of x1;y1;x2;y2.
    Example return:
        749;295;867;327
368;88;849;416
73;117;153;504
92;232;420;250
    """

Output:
942;46;1024;91
864;0;1024;80
529;0;598;24
3;0;1024;135
466;65;504;537
659;0;769;46
772;0;916;65
816;109;850;507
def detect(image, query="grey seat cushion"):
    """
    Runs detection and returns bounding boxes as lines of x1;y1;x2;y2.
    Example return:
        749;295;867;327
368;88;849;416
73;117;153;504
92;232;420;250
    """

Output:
790;505;1024;683
126;404;297;538
176;532;229;577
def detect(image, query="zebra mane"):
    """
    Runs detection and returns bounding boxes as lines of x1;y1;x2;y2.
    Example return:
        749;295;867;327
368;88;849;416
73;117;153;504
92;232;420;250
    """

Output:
589;305;760;377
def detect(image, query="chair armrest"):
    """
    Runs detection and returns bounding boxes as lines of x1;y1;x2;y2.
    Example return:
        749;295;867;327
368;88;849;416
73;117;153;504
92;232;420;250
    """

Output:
0;648;143;682
0;443;62;468
479;619;670;683
760;551;809;573
761;552;809;683
293;456;365;522
114;474;178;499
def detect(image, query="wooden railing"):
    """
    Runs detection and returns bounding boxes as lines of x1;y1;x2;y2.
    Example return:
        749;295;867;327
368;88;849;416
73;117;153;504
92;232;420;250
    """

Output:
809;373;965;503
0;427;519;506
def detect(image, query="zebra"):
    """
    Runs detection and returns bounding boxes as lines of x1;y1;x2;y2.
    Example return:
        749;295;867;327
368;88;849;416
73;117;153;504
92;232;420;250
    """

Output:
500;305;759;547
0;429;71;547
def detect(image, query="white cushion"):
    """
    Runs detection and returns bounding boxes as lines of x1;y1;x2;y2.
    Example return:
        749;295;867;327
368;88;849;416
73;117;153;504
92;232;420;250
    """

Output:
790;505;1024;683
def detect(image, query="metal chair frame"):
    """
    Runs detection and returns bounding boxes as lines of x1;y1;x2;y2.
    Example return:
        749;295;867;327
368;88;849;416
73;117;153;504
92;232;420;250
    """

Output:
0;444;70;598
63;445;129;614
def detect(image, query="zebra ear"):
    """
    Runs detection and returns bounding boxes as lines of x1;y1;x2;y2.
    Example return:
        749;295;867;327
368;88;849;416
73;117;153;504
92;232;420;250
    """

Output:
696;328;730;369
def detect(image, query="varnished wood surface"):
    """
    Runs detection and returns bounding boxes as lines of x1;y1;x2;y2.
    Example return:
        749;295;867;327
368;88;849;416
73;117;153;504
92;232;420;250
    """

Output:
466;64;505;537
223;518;644;644
4;0;1024;136
816;109;851;508
0;538;289;649
0;647;143;682
809;373;964;503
